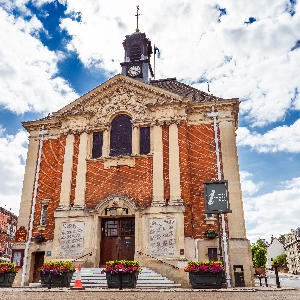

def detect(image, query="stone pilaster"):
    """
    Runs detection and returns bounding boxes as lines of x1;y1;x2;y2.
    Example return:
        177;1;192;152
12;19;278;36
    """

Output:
219;118;254;287
132;125;139;155
152;124;164;206
58;134;74;209
18;137;39;229
169;123;182;205
74;132;88;209
102;129;109;157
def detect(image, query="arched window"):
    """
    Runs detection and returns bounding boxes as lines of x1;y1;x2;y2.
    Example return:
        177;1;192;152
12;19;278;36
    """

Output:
110;114;132;156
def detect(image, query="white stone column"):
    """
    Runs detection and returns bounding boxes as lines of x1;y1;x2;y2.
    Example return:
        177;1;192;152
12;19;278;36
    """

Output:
102;129;109;157
152;124;164;206
18;137;39;229
74;132;88;209
58;134;74;209
132;125;139;155
169;123;182;204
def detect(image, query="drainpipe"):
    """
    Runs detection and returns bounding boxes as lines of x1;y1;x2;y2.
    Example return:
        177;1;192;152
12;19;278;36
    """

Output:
207;106;231;287
195;239;199;261
21;127;47;286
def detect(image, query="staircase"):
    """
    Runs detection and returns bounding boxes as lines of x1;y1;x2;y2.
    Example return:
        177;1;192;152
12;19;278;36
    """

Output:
70;267;181;288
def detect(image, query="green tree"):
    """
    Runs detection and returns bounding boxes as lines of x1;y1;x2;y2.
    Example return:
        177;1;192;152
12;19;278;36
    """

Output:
251;243;267;267
273;254;287;267
278;234;286;245
256;238;269;248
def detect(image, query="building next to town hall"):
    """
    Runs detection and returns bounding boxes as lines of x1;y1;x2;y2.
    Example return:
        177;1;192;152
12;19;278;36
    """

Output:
13;20;253;287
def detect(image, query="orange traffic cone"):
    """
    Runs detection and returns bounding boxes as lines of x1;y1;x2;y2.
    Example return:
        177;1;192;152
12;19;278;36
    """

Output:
71;264;85;290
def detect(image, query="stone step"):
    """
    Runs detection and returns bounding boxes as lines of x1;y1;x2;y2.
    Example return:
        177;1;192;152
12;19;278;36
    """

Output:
70;267;181;288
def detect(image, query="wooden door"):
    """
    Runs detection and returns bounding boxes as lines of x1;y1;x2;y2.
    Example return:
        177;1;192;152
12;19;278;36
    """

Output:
100;218;135;266
32;252;45;282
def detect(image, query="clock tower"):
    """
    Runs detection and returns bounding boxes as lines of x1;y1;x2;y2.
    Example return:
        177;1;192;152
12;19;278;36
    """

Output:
120;31;154;83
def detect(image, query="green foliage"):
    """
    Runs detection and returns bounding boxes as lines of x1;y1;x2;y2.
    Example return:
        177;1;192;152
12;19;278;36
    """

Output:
273;254;287;267
251;243;267;267
278;234;286;244
255;238;269;248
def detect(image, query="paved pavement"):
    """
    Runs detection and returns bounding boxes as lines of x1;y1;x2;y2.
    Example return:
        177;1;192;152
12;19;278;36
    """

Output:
1;271;299;300
0;286;300;300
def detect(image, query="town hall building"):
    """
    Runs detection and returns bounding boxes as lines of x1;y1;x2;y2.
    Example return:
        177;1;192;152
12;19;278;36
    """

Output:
13;23;253;287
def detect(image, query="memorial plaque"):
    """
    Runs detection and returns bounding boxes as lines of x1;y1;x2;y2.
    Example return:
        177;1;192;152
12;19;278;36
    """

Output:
60;222;84;259
204;180;232;213
150;219;175;257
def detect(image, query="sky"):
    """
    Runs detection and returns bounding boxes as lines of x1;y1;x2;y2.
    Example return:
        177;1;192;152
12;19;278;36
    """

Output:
0;0;299;244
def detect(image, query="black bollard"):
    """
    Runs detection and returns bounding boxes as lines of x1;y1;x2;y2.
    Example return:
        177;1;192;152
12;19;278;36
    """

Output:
274;263;281;288
119;269;123;290
48;270;53;289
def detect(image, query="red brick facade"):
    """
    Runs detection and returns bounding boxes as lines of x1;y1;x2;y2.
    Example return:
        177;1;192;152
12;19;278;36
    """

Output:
30;121;222;242
33;134;66;240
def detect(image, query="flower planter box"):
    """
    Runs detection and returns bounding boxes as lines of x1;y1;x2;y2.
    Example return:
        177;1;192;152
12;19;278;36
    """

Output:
189;271;223;289
106;272;138;288
40;272;74;287
0;272;16;287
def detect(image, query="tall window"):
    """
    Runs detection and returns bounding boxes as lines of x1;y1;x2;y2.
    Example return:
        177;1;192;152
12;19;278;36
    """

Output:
140;127;150;154
92;132;103;158
40;204;48;226
110;114;132;156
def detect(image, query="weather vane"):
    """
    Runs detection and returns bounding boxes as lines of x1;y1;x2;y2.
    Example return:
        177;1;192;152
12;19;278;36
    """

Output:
135;5;141;32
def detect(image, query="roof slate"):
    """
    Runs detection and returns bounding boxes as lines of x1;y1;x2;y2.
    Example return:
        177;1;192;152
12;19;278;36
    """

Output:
150;78;221;103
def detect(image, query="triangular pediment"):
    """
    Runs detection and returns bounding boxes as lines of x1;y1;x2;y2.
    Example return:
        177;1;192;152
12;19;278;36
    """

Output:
54;74;183;120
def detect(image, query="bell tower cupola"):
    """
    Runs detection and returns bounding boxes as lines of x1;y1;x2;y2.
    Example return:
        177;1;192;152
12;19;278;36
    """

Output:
120;6;154;83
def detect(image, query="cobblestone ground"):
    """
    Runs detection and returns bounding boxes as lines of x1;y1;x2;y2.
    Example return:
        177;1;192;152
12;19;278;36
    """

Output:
0;289;300;300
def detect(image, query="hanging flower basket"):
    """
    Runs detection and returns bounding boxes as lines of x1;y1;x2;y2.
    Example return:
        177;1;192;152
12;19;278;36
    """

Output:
205;229;217;239
34;234;45;243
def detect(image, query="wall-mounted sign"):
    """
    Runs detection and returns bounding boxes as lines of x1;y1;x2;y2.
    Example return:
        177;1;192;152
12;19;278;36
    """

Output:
59;222;84;259
204;180;232;214
150;219;175;257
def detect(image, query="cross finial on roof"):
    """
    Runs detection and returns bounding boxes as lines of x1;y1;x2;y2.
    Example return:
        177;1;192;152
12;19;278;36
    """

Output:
135;5;141;32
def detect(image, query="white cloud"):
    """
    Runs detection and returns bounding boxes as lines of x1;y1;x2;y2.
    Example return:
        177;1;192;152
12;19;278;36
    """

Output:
0;6;79;114
240;171;263;195
237;119;300;153
244;176;300;244
57;0;300;127
0;128;28;215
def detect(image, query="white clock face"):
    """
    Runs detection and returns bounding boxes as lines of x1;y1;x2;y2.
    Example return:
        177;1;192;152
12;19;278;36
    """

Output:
128;65;141;77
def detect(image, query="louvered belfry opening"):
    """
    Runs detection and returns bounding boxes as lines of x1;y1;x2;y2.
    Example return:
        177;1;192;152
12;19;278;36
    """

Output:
110;114;132;156
130;44;142;61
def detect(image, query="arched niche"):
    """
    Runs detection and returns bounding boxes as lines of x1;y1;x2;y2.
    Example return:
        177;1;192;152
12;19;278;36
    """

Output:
95;195;137;217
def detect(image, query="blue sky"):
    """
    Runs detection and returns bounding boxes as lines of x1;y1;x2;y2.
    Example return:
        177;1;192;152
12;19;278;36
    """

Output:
0;0;300;244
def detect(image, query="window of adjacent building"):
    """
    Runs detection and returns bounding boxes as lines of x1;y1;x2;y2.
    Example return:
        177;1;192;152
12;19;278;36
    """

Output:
208;248;218;261
110;114;132;156
13;250;23;267
140;127;150;155
92;131;103;158
40;204;48;226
